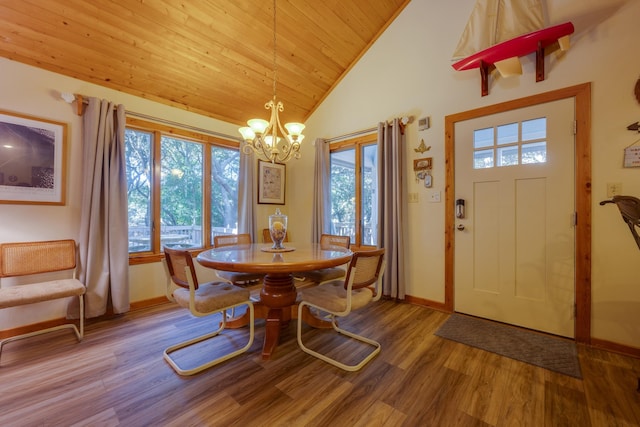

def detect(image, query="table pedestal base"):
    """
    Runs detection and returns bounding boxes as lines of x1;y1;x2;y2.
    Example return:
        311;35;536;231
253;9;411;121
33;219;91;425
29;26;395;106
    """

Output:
225;273;332;359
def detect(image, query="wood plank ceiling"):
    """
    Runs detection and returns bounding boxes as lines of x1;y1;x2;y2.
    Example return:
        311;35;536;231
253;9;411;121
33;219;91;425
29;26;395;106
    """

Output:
0;0;409;126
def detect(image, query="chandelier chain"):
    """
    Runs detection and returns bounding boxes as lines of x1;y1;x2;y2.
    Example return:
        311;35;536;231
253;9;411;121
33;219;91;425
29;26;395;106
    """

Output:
237;0;305;163
272;0;277;99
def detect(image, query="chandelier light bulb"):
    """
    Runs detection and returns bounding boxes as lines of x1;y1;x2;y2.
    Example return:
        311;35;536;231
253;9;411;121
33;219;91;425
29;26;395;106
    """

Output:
264;135;281;147
239;127;256;141
287;133;305;144
247;119;270;135
284;122;305;137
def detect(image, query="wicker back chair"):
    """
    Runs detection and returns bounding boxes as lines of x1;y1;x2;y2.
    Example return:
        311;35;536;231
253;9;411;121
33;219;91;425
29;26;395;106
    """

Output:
212;234;264;285
600;195;640;250
0;240;85;358
162;247;254;375
298;234;351;284
297;248;385;371
214;233;252;247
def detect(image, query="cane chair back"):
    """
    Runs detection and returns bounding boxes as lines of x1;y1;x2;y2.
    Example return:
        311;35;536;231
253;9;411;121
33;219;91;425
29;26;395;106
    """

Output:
162;247;254;375
320;234;350;250
212;234;263;285
299;234;351;284
297;248;385;371
214;233;251;248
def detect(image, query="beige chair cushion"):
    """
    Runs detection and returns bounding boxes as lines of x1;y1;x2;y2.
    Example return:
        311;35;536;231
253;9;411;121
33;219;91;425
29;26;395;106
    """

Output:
299;280;373;313
173;282;249;313
0;279;85;309
299;267;346;284
216;271;264;285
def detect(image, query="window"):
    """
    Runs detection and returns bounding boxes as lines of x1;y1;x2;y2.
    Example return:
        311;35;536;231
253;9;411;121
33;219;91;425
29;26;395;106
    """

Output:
160;136;204;249
329;134;378;249
473;117;547;169
125;119;239;262
210;146;240;235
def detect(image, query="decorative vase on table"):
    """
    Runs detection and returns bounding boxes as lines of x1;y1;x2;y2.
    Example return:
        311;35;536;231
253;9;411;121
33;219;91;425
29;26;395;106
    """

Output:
269;208;287;250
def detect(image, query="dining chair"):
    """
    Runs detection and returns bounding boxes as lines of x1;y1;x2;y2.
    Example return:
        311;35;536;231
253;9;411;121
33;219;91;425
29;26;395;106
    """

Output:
298;234;351;284
213;233;251;247
297;248;385;371
162;247;254;375
213;233;264;286
599;195;640;250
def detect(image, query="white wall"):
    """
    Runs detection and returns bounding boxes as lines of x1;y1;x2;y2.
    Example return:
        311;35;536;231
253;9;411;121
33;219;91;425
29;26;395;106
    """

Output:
292;0;640;348
1;0;638;349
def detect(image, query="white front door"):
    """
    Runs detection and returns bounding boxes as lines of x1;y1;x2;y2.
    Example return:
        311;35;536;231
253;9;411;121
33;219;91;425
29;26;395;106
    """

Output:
454;98;576;337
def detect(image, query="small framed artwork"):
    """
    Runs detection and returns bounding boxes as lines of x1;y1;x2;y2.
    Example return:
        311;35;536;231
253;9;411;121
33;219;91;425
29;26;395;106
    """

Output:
0;110;67;205
623;144;640;168
258;160;285;204
413;157;432;171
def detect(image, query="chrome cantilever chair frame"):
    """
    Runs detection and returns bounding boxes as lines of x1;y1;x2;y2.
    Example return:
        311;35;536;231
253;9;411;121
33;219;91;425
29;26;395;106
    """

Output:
162;247;254;376
297;248;385;371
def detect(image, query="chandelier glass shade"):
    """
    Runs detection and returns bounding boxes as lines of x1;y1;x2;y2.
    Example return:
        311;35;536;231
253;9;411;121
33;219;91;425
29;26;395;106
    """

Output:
239;0;305;163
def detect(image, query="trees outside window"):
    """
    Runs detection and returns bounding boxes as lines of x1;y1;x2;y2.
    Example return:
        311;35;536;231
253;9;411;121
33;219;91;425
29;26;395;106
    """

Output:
126;129;153;252
125;119;239;261
329;133;378;249
211;146;239;237
160;136;203;249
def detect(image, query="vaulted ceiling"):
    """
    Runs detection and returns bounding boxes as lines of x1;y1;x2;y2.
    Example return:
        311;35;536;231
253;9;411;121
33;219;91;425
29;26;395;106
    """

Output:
0;0;409;126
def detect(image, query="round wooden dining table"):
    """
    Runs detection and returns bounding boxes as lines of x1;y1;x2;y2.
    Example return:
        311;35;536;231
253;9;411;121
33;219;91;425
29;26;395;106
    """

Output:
196;242;352;359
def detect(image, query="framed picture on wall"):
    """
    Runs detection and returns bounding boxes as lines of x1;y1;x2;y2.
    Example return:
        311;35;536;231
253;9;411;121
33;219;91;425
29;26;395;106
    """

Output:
258;160;285;204
0;110;67;205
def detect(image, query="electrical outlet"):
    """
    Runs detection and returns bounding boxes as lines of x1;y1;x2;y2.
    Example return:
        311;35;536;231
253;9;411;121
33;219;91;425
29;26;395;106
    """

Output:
606;182;622;198
408;192;419;203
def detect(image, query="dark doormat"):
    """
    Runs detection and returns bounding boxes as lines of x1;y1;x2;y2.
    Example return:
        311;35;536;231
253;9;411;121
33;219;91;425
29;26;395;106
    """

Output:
435;313;582;379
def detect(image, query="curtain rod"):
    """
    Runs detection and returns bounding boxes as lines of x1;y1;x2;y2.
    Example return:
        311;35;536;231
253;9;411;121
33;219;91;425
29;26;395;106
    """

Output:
324;115;413;143
125;111;240;142
324;127;377;143
61;92;240;142
61;92;411;144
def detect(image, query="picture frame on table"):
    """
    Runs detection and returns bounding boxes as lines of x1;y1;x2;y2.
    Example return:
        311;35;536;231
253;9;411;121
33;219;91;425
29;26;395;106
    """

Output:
258;160;285;204
0;110;67;205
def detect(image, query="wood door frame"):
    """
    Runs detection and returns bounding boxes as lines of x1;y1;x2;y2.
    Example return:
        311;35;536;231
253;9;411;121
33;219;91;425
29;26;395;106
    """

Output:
444;83;592;343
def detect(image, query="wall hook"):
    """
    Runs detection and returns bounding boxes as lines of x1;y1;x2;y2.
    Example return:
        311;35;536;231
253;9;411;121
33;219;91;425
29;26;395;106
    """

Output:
414;139;431;154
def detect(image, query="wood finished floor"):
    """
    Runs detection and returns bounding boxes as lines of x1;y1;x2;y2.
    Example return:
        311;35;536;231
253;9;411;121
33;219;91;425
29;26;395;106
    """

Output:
1;300;639;427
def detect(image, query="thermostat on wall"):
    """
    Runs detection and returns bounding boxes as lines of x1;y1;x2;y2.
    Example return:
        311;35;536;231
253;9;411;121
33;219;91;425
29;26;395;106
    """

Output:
418;117;430;131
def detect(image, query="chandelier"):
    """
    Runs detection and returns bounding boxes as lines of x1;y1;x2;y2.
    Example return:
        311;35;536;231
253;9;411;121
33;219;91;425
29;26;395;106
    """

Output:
238;0;305;163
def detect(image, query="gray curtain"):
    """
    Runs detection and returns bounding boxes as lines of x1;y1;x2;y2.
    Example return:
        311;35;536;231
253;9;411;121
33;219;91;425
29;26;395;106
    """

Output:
77;97;129;318
378;119;406;299
311;138;331;243
238;152;256;241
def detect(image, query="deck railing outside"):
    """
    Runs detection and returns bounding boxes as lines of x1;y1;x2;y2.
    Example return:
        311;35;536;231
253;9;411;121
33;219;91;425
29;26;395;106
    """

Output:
128;225;237;252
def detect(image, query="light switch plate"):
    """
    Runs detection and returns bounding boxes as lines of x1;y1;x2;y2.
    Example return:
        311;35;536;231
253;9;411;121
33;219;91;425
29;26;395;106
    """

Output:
418;117;430;131
606;182;622;198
